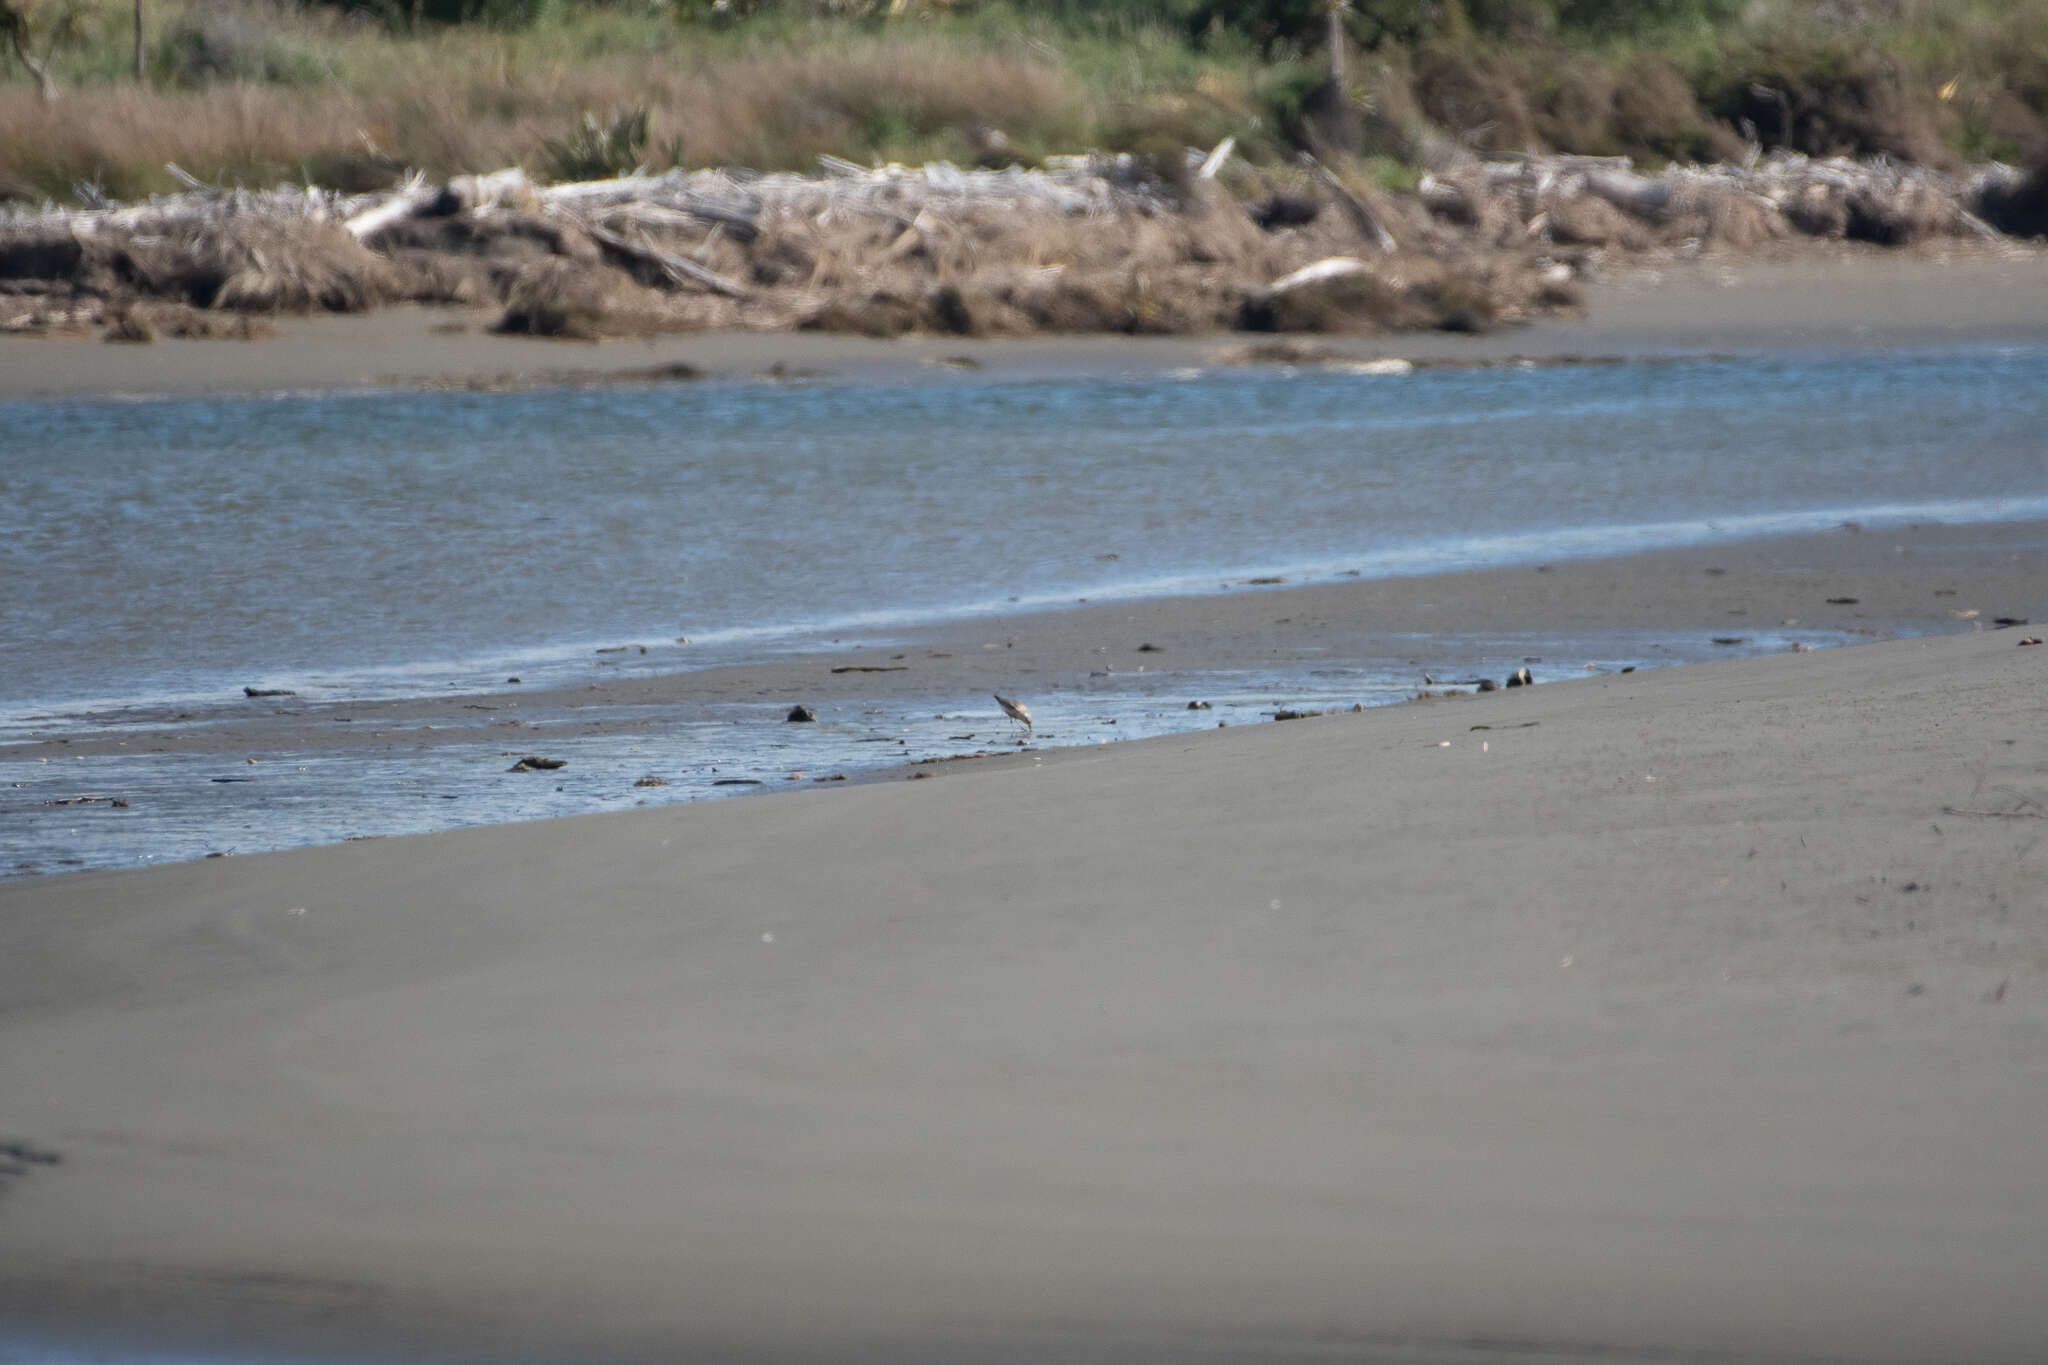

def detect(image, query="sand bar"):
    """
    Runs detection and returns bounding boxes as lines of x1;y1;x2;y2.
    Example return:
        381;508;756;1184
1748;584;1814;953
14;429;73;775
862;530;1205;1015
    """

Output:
3;621;2046;1363
4;252;2048;400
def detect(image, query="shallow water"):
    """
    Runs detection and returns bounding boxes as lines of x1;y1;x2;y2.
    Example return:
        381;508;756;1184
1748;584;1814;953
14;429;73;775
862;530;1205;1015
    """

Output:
6;346;2045;719
2;622;1866;877
3;344;2045;876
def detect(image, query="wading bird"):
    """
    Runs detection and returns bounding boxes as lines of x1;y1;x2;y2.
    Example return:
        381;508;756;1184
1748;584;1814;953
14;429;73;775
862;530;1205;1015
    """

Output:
993;693;1033;735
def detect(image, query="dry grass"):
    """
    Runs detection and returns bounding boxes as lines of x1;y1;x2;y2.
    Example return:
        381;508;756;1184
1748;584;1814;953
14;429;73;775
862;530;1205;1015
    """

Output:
7;0;2048;206
0;83;370;201
196;219;400;310
0;12;1118;200
493;256;748;337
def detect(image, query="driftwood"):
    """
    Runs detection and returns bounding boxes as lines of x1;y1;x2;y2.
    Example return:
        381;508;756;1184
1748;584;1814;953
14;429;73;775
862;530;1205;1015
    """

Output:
8;145;2028;252
4;143;2039;345
1267;256;1372;295
542;173;760;242
1583;169;1672;220
593;198;759;244
442;167;536;215
343;174;436;240
1416;175;1470;219
1198;136;1237;181
1416;149;2015;249
0;156;1204;340
556;208;751;299
1303;155;1396;253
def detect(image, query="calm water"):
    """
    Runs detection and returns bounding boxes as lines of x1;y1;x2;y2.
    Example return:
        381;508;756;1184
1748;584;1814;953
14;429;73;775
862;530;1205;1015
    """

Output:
3;345;2046;875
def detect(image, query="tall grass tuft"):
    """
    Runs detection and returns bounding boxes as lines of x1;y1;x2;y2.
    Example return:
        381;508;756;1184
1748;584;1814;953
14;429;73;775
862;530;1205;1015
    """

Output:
542;107;653;180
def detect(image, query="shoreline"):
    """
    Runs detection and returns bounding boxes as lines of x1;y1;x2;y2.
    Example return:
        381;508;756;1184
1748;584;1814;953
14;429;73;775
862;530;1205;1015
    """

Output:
5;251;2048;401
5;515;2042;878
4;625;2045;1363
17;512;2044;742
10;499;2046;731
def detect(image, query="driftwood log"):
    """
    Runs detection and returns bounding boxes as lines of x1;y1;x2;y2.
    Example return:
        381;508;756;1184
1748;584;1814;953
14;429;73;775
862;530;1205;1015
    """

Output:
1304;154;1396;253
557;208;751;300
343;173;439;240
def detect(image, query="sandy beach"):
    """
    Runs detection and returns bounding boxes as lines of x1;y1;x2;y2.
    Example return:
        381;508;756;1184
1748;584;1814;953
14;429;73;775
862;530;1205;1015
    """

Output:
5;248;2048;1362
4;594;2046;1362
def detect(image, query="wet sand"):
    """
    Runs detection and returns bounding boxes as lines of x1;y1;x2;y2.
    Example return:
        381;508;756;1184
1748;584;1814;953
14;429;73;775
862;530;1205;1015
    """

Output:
9;515;2041;882
12;516;2044;767
3;548;2046;1362
4;250;2048;400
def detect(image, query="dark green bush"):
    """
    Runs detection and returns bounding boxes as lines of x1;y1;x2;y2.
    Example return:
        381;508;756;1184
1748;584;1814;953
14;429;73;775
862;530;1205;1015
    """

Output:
309;0;553;34
153;10;331;86
1183;0;1434;56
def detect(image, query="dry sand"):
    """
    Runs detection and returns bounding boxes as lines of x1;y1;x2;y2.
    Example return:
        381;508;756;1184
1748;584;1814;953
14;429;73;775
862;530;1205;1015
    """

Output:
4;619;2046;1363
5;251;2048;399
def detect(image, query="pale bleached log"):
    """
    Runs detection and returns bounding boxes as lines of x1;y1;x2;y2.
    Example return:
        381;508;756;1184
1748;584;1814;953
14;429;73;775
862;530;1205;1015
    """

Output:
344;175;436;240
557;209;752;299
540;173;667;204
1499;152;1634;173
1584;168;1672;220
1198;136;1237;181
543;174;761;241
596;198;760;243
1417;171;1490;225
443;167;534;215
1268;256;1371;295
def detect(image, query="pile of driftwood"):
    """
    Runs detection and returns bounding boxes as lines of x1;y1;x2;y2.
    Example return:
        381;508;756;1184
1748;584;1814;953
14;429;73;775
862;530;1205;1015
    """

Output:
1415;149;2040;251
344;156;1189;303
0;150;1547;339
1;157;1199;337
2;146;2041;342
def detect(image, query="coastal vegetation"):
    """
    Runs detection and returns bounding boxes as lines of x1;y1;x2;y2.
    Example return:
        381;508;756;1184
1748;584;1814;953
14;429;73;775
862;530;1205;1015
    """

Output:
1;0;2045;203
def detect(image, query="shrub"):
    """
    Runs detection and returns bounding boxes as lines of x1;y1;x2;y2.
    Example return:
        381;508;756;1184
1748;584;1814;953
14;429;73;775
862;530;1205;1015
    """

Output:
542;107;655;180
1704;32;1950;166
309;0;551;34
153;7;331;87
1553;0;1745;40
